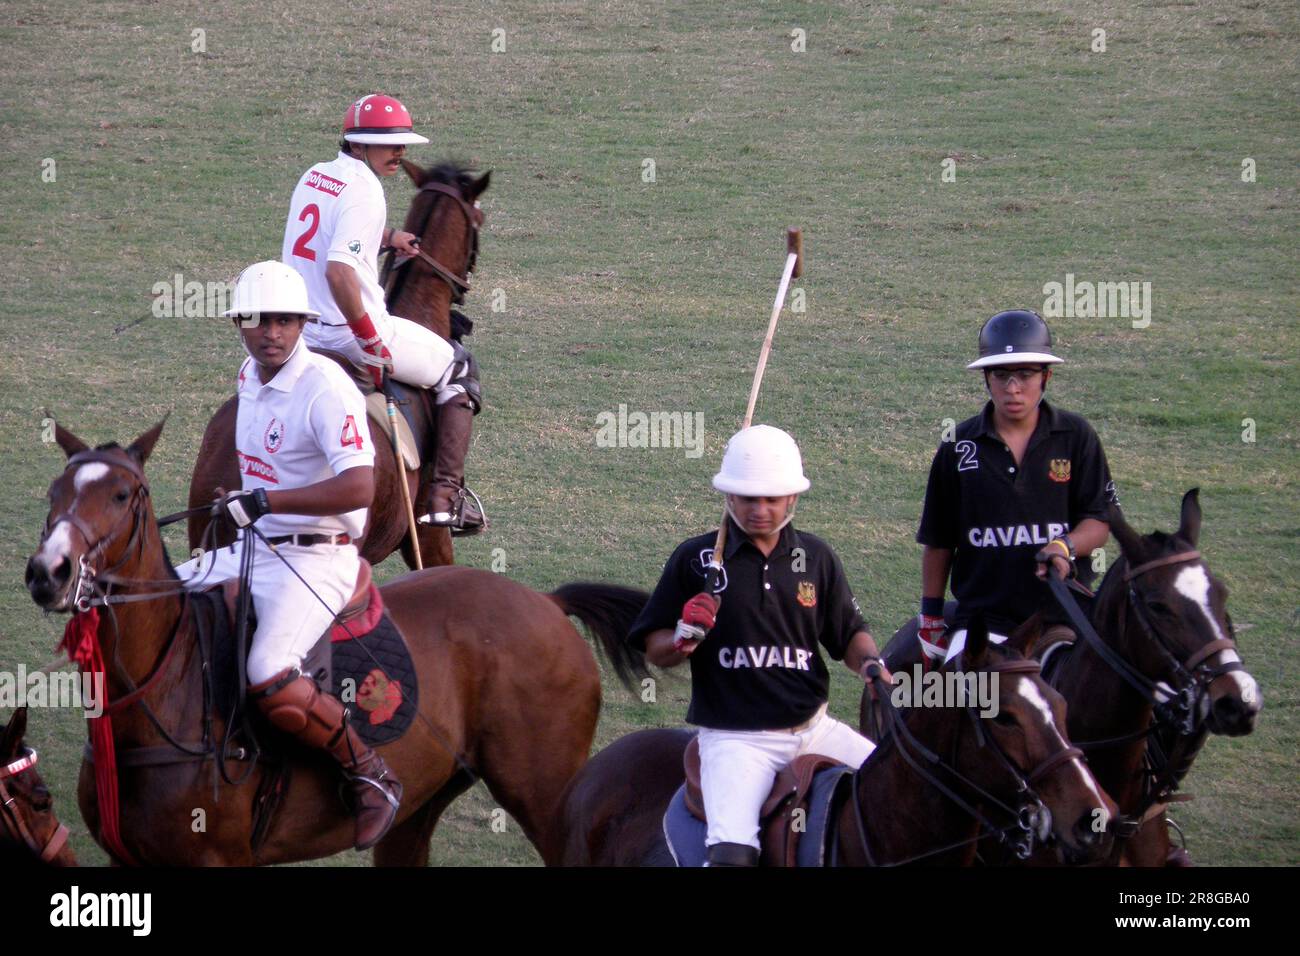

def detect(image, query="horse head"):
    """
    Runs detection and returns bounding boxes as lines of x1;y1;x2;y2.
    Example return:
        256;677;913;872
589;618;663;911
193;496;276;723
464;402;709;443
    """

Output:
387;160;490;331
1102;489;1260;737
954;616;1116;864
0;707;77;866
25;419;165;612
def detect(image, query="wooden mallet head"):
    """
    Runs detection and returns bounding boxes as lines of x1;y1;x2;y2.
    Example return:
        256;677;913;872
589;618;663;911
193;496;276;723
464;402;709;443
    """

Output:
787;227;803;279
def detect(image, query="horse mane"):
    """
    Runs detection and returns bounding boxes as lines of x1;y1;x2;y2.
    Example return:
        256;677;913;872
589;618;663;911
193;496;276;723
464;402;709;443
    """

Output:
416;160;478;191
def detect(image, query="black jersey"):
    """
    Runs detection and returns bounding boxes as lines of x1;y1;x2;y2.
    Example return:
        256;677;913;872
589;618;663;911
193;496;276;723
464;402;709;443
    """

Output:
917;400;1117;635
627;519;868;731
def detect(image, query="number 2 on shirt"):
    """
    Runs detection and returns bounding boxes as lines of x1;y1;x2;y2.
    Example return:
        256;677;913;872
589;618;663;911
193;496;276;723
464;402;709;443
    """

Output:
292;204;320;261
340;415;363;450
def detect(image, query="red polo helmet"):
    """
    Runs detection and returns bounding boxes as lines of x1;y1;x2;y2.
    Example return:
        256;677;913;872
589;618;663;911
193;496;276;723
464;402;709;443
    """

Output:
342;94;429;145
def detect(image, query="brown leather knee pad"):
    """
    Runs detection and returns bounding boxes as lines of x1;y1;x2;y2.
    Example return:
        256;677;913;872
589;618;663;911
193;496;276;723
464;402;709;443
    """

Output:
248;668;345;750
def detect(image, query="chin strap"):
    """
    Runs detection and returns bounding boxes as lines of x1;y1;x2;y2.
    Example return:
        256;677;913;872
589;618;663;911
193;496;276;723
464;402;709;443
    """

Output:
724;497;797;536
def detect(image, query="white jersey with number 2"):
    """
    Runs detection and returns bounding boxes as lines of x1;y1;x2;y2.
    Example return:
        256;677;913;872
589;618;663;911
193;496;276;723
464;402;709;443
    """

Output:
282;151;390;352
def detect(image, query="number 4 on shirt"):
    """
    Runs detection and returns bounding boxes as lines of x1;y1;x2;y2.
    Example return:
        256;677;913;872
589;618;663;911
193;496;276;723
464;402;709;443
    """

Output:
341;415;364;450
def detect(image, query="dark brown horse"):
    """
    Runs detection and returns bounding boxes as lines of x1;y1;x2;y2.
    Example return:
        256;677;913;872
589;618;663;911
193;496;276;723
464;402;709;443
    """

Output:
0;707;78;866
878;490;1260;866
559;620;1116;866
26;421;648;866
188;160;489;570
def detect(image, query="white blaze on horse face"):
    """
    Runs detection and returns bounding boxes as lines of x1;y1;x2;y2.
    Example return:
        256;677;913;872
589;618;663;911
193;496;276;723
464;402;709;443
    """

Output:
72;462;111;490
1016;677;1107;811
1173;565;1260;706
1173;565;1227;642
35;520;74;571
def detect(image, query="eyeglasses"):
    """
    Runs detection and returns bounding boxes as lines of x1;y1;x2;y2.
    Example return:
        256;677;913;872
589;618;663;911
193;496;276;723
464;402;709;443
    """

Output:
987;368;1046;386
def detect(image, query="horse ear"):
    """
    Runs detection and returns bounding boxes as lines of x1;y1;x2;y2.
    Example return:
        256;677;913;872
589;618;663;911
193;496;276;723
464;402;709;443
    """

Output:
401;158;425;185
127;416;168;465
1007;613;1044;658
469;170;491;200
52;417;89;458
0;706;26;759
962;613;990;668
1178;488;1202;547
1108;503;1145;563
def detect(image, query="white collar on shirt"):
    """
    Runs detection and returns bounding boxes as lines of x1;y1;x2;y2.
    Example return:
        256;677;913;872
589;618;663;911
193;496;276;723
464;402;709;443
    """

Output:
244;336;313;393
336;149;381;189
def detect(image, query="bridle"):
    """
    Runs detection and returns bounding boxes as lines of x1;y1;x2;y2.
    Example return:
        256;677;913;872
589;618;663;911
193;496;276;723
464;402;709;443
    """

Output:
40;450;155;614
0;747;71;864
1048;551;1243;738
847;657;1085;865
384;179;483;306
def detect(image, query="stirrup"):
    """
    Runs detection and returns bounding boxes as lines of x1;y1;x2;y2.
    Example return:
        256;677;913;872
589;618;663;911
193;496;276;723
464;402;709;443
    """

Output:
344;770;403;811
418;485;487;537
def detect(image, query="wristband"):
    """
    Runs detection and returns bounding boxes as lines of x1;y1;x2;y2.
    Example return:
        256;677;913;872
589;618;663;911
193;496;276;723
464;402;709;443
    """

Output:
1046;538;1073;561
920;596;945;617
349;311;380;341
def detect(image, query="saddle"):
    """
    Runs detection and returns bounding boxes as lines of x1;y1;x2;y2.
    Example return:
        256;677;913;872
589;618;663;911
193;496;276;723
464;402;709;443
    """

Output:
215;559;419;748
311;347;437;473
665;735;852;867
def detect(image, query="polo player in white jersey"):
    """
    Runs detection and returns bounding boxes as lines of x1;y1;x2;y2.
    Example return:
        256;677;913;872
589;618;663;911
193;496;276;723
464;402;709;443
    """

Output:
283;93;483;532
176;261;401;850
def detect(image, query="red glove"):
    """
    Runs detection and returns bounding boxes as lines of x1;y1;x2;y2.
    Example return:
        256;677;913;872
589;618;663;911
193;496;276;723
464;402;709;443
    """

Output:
673;592;719;653
350;312;392;390
682;592;719;631
917;614;949;669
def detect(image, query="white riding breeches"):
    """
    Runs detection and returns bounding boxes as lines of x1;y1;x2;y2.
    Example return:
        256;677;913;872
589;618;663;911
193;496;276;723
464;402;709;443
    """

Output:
320;313;461;397
174;536;359;685
698;705;877;852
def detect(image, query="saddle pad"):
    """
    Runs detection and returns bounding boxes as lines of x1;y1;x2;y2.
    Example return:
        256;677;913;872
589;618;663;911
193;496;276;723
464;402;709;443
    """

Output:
365;391;421;470
330;610;419;747
661;766;852;868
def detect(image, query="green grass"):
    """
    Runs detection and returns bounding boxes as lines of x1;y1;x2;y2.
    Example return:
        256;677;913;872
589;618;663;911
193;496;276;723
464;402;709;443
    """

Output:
0;0;1296;866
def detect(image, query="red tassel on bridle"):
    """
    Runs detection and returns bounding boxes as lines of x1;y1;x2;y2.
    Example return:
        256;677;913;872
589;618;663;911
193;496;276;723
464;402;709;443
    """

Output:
60;608;139;866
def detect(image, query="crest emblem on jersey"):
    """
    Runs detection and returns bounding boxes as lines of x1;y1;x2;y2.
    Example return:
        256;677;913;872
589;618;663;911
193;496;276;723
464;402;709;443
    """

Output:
1049;458;1071;483
796;581;816;607
264;418;284;454
348;239;362;254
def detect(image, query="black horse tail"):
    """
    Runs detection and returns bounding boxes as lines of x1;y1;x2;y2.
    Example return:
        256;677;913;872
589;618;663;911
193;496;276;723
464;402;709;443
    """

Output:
549;583;652;690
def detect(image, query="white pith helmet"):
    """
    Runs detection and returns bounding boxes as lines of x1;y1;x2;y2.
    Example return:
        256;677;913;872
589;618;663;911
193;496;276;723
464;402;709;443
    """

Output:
223;260;320;321
712;425;811;497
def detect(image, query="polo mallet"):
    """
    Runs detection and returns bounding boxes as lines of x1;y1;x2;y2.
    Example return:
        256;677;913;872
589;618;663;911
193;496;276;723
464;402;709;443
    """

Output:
383;373;424;571
673;227;803;648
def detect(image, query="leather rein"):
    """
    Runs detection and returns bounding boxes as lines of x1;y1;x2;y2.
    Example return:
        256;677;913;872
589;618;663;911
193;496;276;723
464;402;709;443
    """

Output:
385;180;482;305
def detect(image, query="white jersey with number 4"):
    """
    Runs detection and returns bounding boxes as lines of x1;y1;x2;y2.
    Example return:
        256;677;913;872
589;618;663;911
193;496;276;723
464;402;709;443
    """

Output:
235;337;375;539
282;151;390;352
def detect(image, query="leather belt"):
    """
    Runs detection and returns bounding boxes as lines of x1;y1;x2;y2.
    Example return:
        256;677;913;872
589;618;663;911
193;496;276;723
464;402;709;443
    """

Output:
266;533;351;547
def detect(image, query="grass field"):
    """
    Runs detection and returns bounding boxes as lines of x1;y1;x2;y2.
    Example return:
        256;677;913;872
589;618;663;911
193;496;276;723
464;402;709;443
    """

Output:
0;0;1295;866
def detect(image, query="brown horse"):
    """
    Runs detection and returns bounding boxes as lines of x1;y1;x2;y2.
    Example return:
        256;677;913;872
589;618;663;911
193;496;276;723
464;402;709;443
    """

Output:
878;490;1260;866
188;160;490;570
0;707;78;867
26;421;648;866
559;619;1116;866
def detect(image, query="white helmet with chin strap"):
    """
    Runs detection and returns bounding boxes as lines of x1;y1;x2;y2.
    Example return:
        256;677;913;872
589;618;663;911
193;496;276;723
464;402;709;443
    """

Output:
223;260;320;321
713;425;810;533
